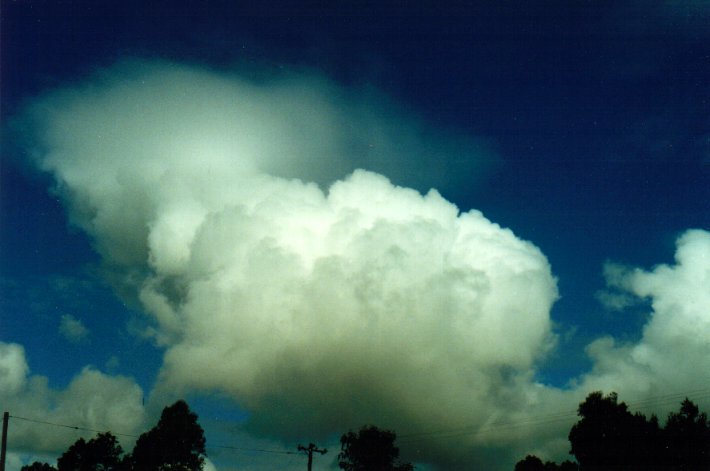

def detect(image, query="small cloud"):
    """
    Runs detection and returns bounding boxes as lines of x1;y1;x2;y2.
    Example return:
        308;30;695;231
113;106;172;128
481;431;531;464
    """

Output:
0;342;28;395
59;314;89;343
105;355;120;370
601;261;633;289
595;261;640;311
595;289;637;311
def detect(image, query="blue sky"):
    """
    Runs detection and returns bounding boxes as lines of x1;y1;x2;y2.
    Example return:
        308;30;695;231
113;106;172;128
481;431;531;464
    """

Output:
1;2;709;470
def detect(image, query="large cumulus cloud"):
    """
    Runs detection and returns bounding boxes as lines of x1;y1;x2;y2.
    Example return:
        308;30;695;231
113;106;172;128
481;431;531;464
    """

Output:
16;60;558;467
14;59;710;469
157;170;558;442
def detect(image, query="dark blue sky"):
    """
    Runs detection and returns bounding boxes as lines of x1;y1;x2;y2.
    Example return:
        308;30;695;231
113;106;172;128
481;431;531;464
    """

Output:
1;1;709;470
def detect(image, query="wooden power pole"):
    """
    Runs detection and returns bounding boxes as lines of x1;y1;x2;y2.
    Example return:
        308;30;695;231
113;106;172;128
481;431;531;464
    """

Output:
298;442;326;471
1;412;8;471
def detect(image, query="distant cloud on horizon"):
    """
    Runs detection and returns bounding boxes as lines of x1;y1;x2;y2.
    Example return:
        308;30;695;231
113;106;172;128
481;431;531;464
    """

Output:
0;341;146;464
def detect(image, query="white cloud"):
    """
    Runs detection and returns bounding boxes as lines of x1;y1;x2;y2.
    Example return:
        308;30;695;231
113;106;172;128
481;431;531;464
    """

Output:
59;314;90;342
0;342;28;395
519;229;710;463
15;59;710;469
0;341;145;456
17;60;557;468
577;230;710;399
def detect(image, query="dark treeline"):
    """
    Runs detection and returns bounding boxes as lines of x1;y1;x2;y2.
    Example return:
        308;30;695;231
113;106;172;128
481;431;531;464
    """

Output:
21;401;413;471
23;391;708;471
21;400;206;471
339;425;413;471
516;391;710;470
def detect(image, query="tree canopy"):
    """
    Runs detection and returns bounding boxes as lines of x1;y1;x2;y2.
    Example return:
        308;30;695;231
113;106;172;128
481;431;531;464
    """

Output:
57;432;124;471
23;400;207;471
338;425;414;471
20;463;58;471
129;399;207;471
514;454;578;471
568;391;659;469
664;398;710;468
516;392;710;470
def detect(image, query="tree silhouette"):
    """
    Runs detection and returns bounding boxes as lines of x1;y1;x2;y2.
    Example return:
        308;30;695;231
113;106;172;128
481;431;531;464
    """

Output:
129;400;206;471
338;425;414;471
568;391;660;470
514;455;579;471
20;463;57;471
516;393;709;470
663;398;710;469
56;432;124;471
515;455;546;471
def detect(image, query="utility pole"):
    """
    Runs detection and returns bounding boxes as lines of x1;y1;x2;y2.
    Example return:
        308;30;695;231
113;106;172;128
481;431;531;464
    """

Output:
297;442;327;471
1;412;8;471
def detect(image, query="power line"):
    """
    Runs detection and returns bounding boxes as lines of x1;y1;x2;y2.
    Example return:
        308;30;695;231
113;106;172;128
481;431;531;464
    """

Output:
398;386;710;443
399;408;580;439
8;386;710;454
627;388;710;411
9;414;299;457
7;415;139;438
209;444;297;455
398;413;579;444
